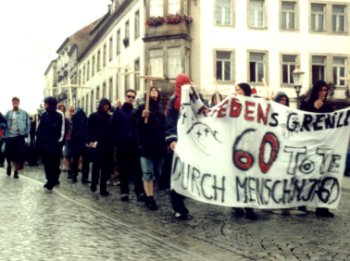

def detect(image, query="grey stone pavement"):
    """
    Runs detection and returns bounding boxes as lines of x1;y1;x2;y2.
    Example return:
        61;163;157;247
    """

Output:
1;165;350;261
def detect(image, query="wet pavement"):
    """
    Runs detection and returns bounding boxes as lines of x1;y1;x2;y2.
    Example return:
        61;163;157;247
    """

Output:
1;165;350;261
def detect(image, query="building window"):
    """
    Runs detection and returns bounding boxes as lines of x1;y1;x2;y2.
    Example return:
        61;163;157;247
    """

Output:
249;0;265;28
311;3;326;32
184;0;189;15
90;90;94;113
86;61;90;81
92;56;95;76
125;21;130;40
168;47;181;79
81;97;84;110
82;65;86;84
134;59;140;91
168;0;181;14
150;49;163;77
125;69;129;90
86;94;89;114
249;52;266;83
311;56;326;83
332;5;346;33
97;50;101;72
281;1;296;30
185;48;190;75
135;11;140;39
102;82;107;98
216;51;232;82
333;57;346;87
115;73;119;100
150;0;164;17
215;0;232;25
78;70;81;85
96;86;100;100
103;44;107;67
282;55;297;84
117;30;121;55
109;77;113;100
109;37;113;62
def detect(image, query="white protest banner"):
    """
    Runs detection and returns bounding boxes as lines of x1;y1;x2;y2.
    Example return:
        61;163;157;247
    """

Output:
171;85;350;209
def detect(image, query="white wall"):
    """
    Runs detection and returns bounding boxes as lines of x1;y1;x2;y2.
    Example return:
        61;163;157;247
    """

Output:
192;0;350;104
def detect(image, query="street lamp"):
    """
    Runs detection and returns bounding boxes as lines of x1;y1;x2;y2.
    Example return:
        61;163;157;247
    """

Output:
292;65;305;108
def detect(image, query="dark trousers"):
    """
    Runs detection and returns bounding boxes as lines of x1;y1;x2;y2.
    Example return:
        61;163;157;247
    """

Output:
118;150;144;195
171;190;186;212
91;151;113;193
42;151;61;189
0;140;5;165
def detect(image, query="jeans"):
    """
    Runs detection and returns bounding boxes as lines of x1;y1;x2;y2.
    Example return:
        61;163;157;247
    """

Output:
140;156;163;181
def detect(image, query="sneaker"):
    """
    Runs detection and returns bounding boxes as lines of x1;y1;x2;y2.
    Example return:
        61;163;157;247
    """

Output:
137;193;147;202
100;191;111;197
14;170;19;179
174;211;188;220
90;184;97;193
44;187;53;193
6;166;11;176
245;209;258;220
316;208;335;218
232;208;245;218
121;194;129;202
54;181;60;187
147;197;158;211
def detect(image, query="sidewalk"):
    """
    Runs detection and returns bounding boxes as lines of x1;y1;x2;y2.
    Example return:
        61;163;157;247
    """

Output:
2;166;350;261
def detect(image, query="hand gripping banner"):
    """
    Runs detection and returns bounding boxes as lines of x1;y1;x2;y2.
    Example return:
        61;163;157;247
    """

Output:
171;85;350;209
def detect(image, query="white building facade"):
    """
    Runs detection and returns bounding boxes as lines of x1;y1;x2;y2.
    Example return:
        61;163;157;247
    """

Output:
77;0;146;115
193;0;350;108
46;0;350;113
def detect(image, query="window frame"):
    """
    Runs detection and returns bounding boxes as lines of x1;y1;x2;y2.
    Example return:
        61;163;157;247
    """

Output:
248;50;269;85
280;52;300;87
214;0;235;27
280;0;299;31
248;0;268;30
213;49;235;84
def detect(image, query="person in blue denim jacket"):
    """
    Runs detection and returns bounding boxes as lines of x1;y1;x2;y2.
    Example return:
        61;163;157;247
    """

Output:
4;97;30;178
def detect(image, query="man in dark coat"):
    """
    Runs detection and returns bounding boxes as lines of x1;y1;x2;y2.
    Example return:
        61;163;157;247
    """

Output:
69;108;88;183
111;89;145;202
135;87;165;210
86;99;113;197
299;80;334;218
165;73;192;220
36;97;65;192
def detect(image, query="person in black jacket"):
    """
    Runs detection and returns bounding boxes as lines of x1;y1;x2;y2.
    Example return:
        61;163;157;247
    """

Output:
111;89;145;202
135;87;165;210
36;97;65;192
86;99;113;197
299;80;334;218
165;73;192;220
69;108;88;183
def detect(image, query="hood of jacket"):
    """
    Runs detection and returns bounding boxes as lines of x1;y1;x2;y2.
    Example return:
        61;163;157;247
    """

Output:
274;91;290;107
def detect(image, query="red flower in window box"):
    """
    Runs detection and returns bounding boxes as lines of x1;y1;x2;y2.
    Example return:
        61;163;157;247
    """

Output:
146;16;165;27
165;14;183;24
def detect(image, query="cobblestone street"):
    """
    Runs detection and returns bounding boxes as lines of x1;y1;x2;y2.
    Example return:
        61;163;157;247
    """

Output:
1;166;350;261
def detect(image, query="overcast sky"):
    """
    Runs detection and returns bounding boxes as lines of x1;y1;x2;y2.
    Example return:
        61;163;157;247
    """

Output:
0;0;110;113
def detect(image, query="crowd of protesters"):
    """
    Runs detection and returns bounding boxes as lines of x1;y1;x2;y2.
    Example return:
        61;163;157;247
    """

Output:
0;74;349;220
